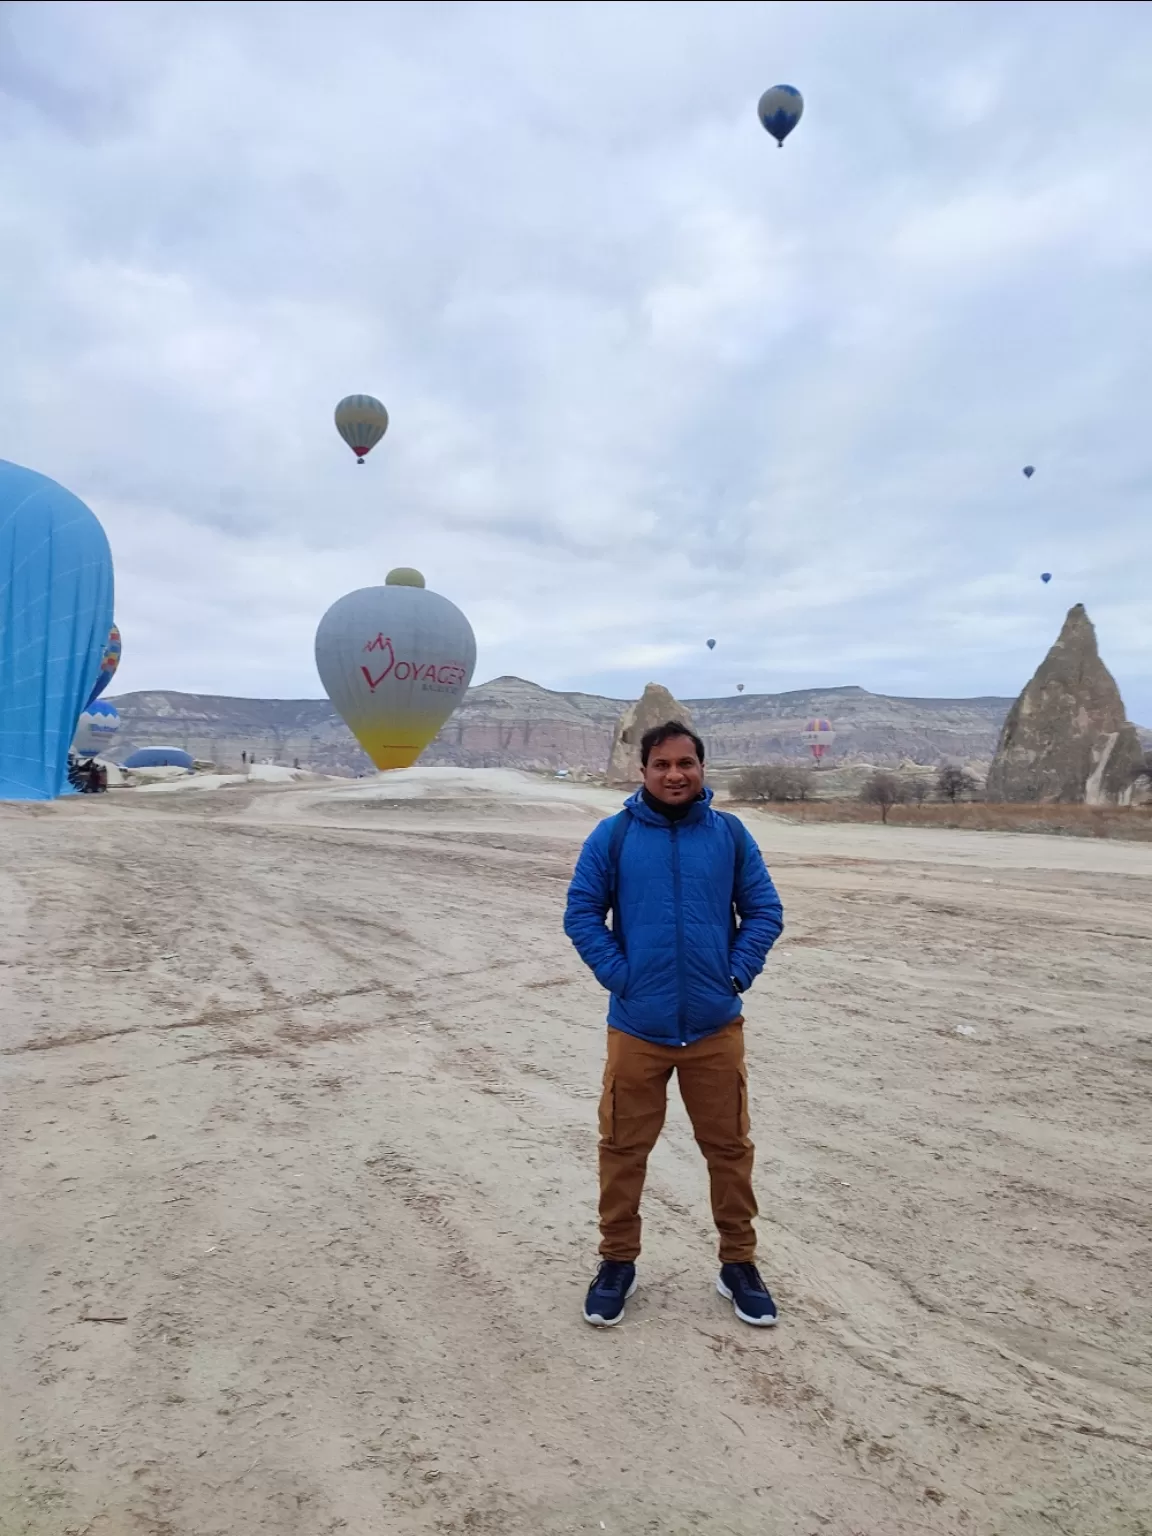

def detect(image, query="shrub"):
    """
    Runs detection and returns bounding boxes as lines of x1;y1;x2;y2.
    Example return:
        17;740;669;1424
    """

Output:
731;764;813;803
860;771;907;824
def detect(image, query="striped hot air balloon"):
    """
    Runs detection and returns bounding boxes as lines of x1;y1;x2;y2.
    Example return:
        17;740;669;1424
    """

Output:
334;395;389;464
801;717;836;766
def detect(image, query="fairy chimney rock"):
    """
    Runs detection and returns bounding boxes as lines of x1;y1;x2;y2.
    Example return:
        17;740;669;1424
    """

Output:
985;604;1144;804
607;684;696;786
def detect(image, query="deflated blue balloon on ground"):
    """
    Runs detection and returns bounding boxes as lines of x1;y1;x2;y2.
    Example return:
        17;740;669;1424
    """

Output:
123;747;195;770
0;460;114;800
757;85;803;146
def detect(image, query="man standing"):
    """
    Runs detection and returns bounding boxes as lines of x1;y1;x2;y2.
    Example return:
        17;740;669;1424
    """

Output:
564;721;784;1328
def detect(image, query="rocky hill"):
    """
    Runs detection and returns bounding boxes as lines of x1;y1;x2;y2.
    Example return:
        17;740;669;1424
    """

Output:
105;677;1088;777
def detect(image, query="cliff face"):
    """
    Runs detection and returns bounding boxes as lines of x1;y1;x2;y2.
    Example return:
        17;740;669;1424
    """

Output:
986;606;1146;805
107;675;1149;778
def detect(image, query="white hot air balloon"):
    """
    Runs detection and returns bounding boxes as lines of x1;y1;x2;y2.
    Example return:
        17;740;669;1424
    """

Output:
315;568;476;771
73;700;120;757
334;395;389;464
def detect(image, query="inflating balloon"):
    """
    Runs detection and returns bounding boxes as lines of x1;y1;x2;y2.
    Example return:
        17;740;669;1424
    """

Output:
86;623;121;706
801;717;836;766
757;85;803;147
1041;572;1052;583
124;747;194;769
706;638;716;651
0;459;114;800
73;700;120;757
335;395;389;464
315;570;476;771
1023;465;1035;479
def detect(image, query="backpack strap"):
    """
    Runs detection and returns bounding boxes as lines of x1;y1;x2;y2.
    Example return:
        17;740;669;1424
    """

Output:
605;810;632;935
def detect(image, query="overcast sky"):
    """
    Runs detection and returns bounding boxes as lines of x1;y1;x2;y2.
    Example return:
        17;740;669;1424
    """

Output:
2;0;1150;720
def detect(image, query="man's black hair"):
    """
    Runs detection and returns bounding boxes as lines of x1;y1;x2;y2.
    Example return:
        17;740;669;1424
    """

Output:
640;720;706;769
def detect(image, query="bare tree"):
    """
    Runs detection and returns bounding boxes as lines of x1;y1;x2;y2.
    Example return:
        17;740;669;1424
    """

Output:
860;771;906;824
905;777;930;805
730;764;815;803
936;764;978;803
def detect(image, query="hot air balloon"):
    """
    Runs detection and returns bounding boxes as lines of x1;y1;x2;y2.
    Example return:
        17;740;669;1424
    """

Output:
1;460;114;800
706;638;716;651
86;623;121;706
73;700;120;757
801;717;836;767
335;395;389;464
757;85;803;147
124;747;194;770
1041;572;1052;583
1023;465;1035;479
736;683;745;693
315;568;477;771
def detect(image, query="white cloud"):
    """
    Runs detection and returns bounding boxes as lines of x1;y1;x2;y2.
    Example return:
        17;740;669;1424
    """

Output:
1;0;1150;722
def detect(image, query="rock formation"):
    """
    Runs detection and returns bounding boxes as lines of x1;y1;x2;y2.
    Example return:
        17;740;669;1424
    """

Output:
607;684;696;786
986;605;1145;804
108;676;1150;779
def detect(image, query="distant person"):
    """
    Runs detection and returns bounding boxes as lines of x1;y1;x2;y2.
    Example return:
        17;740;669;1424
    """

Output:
85;760;101;794
242;751;247;766
564;721;784;1329
293;758;300;771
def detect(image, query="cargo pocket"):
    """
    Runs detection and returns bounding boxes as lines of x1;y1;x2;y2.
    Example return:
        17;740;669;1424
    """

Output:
737;1066;750;1139
598;1071;617;1146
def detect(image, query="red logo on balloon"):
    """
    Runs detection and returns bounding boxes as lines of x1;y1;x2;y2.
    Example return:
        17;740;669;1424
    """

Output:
361;634;467;690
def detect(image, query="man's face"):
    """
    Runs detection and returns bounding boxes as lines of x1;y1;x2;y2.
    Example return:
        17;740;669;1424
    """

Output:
642;735;705;805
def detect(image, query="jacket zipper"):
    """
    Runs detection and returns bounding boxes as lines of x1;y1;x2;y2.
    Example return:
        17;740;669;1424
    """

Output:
671;823;688;1045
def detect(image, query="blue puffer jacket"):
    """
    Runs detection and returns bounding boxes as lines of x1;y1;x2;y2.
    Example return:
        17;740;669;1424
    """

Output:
564;787;784;1046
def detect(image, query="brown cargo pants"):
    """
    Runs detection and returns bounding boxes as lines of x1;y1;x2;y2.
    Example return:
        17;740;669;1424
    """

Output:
597;1017;757;1264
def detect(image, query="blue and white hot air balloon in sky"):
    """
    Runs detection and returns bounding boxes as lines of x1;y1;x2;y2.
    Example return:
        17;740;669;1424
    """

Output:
0;460;114;800
1041;572;1052;583
757;85;803;147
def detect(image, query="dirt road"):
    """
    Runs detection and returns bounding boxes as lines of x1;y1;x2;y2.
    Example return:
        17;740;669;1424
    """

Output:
2;771;1150;1535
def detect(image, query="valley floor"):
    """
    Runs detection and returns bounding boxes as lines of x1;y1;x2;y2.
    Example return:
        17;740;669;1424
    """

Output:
1;771;1150;1536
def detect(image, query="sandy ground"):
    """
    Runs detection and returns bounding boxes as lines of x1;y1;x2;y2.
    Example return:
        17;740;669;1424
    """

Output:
1;770;1150;1536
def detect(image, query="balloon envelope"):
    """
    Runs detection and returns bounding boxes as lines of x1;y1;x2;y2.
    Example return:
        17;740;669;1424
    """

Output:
706;638;716;650
1041;572;1052;583
1023;465;1035;478
124;747;194;769
335;395;389;463
86;623;121;705
0;460;114;800
74;700;120;757
736;683;744;692
315;573;477;771
757;84;803;146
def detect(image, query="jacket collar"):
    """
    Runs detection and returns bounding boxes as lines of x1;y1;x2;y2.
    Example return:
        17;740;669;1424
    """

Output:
623;784;713;827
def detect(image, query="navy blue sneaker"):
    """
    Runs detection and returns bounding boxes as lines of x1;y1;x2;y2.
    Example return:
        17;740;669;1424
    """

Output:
583;1260;637;1326
717;1262;778;1327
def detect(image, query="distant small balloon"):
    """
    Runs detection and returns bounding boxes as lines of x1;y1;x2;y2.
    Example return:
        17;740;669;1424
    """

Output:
736;684;744;693
1041;572;1052;583
706;638;716;651
757;84;803;147
335;395;389;464
1023;465;1035;479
